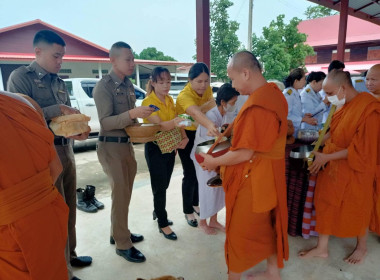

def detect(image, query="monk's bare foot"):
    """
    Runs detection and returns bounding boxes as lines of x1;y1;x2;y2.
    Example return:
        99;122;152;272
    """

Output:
344;247;367;265
209;220;225;232
298;247;328;259
199;223;217;235
246;270;281;280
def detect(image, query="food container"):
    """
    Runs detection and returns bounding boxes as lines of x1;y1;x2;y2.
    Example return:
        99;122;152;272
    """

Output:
297;129;319;143
289;145;314;170
194;138;231;164
124;123;161;143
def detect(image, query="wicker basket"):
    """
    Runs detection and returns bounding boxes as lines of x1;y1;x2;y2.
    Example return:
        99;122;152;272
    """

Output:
124;123;161;143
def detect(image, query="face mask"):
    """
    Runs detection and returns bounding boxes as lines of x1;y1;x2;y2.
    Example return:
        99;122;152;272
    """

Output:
327;87;346;106
223;103;237;113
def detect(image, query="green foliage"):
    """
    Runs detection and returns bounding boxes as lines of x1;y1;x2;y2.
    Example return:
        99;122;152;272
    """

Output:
305;5;337;19
251;15;314;81
209;0;241;81
138;47;176;61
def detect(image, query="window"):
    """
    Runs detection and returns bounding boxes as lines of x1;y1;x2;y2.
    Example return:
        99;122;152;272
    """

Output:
170;82;187;91
59;69;72;73
81;82;97;98
92;69;109;74
64;81;74;96
135;89;145;99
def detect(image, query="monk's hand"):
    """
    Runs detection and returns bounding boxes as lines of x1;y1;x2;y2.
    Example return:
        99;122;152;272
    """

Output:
302;115;318;126
59;104;80;115
308;151;329;174
200;153;218;171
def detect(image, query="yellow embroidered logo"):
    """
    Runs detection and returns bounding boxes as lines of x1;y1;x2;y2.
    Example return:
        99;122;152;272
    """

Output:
356;79;363;83
306;88;311;93
287;89;292;95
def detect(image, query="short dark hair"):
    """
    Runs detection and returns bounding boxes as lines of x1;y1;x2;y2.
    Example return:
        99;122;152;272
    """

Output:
33;30;66;47
306;71;326;84
328;60;345;73
283;68;305;88
109;41;132;58
230;51;262;72
215;83;239;106
328;69;353;87
188;62;210;80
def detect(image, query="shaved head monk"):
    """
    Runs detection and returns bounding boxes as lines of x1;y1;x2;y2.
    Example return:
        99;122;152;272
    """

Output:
366;65;380;237
0;91;69;279
299;70;380;264
201;51;289;280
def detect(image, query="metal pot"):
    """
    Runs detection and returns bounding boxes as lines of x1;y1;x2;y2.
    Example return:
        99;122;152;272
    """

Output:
195;138;231;164
289;145;314;170
297;129;319;143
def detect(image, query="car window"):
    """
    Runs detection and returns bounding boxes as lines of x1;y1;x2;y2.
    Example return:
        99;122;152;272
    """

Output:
81;82;96;98
170;82;187;91
135;89;145;99
64;81;74;96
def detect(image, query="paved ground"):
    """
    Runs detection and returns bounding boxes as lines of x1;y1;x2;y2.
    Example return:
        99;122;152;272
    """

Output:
72;145;380;280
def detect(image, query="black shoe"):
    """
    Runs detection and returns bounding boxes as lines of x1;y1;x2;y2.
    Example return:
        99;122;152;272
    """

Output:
153;211;173;225
76;188;97;213
116;247;146;263
185;214;198;227
70;256;92;267
110;233;144;245
158;224;177;241
85;185;104;209
71;277;81;280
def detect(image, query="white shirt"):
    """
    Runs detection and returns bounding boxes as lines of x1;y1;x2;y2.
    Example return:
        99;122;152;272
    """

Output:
300;84;327;130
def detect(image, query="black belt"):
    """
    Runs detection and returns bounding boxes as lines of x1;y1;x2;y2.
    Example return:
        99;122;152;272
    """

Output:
98;136;130;143
54;138;70;146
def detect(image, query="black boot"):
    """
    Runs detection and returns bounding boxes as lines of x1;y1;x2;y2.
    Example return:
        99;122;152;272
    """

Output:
76;188;97;213
85;185;104;209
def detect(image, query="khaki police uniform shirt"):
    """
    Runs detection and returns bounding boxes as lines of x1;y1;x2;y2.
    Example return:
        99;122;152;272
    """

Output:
7;61;70;121
93;69;137;137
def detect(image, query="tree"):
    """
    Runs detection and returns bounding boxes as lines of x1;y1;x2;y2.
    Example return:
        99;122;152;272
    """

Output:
304;5;337;19
138;47;176;61
252;15;314;81
209;0;241;81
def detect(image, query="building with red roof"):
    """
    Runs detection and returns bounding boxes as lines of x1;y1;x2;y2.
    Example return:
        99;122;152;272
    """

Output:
298;14;380;74
0;19;192;90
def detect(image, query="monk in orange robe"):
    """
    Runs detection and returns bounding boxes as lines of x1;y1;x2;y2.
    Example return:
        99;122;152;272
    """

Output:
366;65;380;237
0;91;69;280
299;70;380;264
201;51;289;280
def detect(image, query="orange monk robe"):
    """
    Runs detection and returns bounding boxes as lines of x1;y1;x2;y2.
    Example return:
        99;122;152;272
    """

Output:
0;94;69;280
370;94;380;235
221;83;289;273
315;92;380;238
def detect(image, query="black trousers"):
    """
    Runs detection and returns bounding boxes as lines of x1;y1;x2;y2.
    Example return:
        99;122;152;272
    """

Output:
145;141;175;228
177;130;199;214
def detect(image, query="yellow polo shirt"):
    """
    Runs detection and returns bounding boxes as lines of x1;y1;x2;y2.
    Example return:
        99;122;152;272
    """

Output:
176;83;213;131
142;91;176;123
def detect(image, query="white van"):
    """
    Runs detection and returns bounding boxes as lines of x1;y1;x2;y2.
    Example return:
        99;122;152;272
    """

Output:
64;78;146;147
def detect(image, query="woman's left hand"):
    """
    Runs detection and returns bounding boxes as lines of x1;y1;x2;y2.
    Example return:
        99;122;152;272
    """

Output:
308;151;329;174
176;137;189;149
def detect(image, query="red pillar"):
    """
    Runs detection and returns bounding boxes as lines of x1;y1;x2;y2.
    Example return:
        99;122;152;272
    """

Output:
196;0;210;68
337;0;349;62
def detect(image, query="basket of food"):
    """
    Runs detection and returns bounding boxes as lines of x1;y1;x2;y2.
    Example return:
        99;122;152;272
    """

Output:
297;129;319;144
124;123;161;143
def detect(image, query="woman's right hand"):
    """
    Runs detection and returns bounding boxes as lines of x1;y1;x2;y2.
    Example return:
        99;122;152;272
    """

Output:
302;114;317;126
207;124;220;137
173;117;186;128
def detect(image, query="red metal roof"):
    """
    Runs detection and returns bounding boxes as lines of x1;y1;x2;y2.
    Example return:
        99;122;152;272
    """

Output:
298;15;380;47
305;59;380;74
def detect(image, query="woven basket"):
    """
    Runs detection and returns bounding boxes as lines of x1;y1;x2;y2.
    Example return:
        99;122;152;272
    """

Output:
125;123;161;143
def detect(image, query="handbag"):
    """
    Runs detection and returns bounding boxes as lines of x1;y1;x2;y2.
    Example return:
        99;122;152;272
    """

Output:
155;128;182;154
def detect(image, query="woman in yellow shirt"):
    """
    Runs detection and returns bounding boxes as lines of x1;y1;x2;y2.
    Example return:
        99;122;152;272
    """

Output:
176;62;219;227
142;67;188;240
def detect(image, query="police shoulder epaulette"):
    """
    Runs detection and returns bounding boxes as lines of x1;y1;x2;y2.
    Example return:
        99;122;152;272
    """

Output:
306;88;311;93
356;79;364;83
287;89;292;95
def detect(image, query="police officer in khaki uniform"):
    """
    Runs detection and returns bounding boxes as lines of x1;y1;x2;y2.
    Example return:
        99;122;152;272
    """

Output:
93;41;154;263
7;30;91;280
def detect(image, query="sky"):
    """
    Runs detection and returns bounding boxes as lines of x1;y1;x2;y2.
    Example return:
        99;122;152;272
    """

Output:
0;0;318;62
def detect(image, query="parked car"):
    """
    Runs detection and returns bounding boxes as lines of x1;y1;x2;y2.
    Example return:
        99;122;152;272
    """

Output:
169;80;187;100
63;78;146;148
